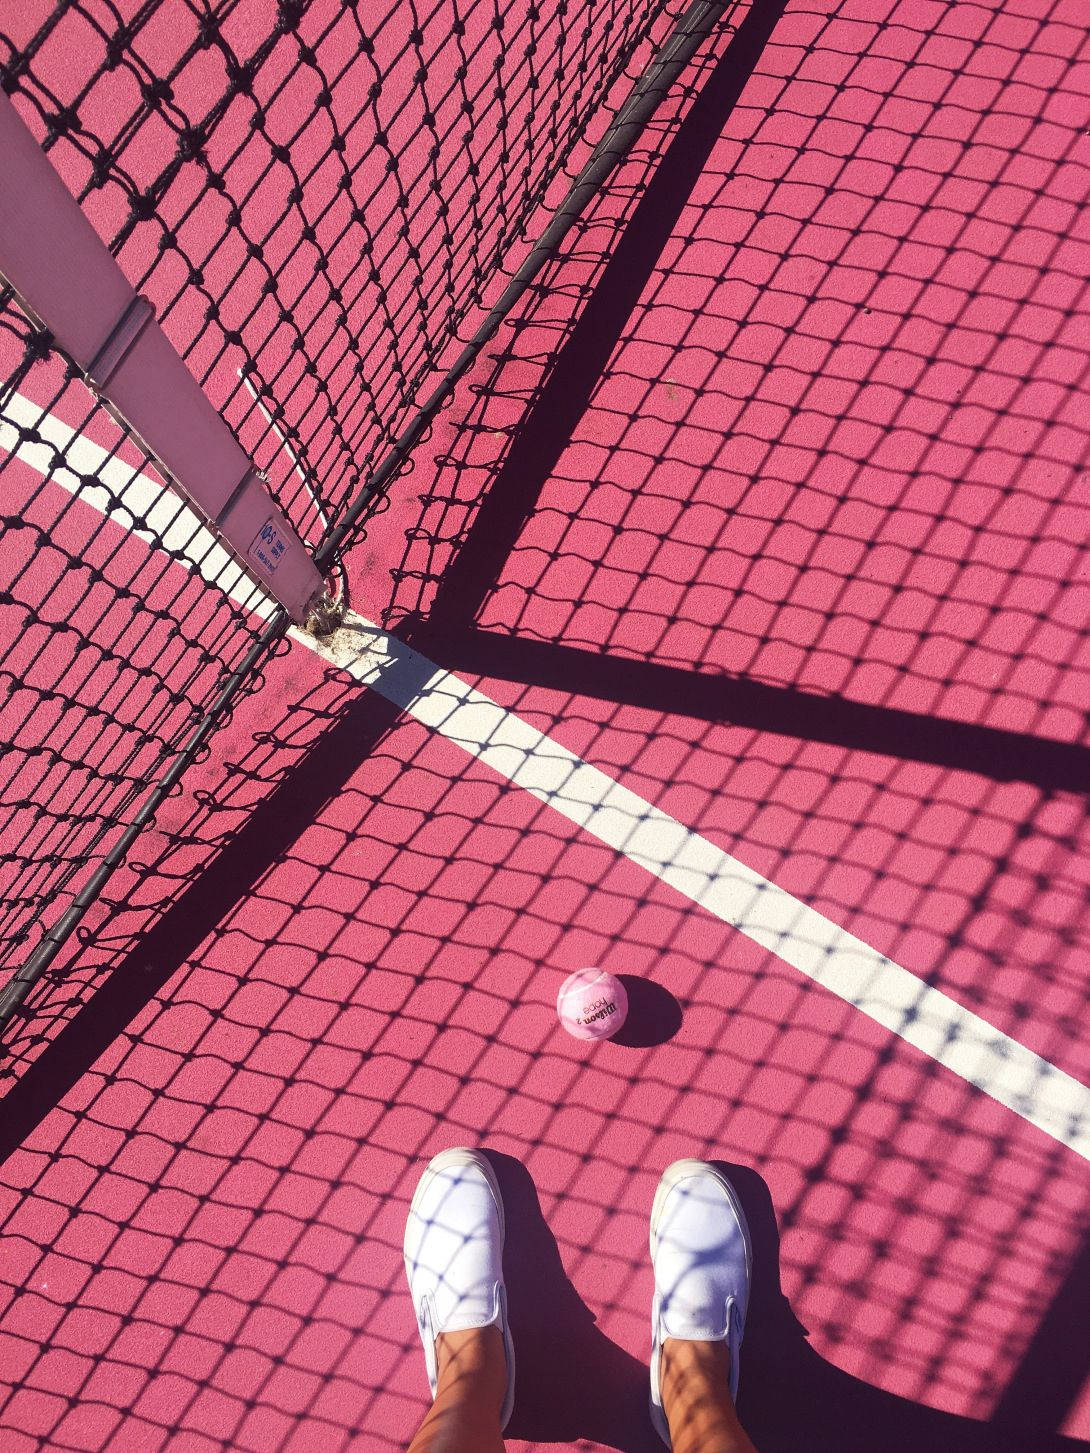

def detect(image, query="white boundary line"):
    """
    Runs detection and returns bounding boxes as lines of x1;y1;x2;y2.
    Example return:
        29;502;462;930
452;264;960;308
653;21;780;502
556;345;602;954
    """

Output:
1;388;276;619
317;620;1090;1163
5;391;1090;1163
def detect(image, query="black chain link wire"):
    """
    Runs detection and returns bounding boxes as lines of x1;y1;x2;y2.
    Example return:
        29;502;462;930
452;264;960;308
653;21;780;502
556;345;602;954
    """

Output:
0;0;693;1016
0;4;1085;1449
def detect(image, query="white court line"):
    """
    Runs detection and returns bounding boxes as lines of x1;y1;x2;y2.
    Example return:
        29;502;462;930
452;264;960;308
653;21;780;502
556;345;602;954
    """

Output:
0;389;276;620
318;621;1090;1163
6;390;1090;1163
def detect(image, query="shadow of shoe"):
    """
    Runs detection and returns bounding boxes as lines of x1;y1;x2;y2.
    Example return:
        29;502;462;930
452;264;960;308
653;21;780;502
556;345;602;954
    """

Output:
713;1162;1087;1453
485;1150;663;1452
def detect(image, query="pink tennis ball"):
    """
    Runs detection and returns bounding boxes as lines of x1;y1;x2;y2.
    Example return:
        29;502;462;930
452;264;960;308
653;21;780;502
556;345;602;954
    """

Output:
557;968;628;1041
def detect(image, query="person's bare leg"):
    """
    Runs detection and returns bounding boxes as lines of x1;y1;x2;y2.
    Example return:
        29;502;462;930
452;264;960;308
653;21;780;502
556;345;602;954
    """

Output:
649;1161;757;1450
407;1325;506;1453
403;1150;514;1450
660;1337;757;1453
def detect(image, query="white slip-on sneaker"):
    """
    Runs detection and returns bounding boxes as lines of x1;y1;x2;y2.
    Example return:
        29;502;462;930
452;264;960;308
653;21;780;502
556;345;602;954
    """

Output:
648;1159;752;1447
403;1147;516;1429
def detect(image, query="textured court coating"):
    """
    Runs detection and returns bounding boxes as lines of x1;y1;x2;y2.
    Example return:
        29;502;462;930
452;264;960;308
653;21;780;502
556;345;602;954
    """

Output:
1;1;1088;1451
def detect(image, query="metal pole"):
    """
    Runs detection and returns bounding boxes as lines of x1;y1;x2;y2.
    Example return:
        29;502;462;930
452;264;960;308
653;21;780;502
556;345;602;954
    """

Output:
0;91;327;625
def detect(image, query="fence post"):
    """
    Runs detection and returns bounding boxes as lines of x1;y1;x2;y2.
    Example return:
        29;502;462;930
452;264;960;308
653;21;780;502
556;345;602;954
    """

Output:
0;90;327;625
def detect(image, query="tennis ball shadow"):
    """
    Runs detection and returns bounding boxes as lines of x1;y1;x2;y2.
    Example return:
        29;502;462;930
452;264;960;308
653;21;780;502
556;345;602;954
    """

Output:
611;975;683;1048
707;1160;1076;1453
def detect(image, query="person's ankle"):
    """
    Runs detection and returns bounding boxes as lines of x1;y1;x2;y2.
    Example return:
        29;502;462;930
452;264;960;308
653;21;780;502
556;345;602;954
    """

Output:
662;1336;731;1384
661;1337;734;1443
435;1324;506;1406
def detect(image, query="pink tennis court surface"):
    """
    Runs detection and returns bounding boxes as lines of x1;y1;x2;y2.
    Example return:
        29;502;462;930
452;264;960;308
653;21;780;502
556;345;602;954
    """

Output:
2;0;1089;1450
